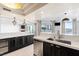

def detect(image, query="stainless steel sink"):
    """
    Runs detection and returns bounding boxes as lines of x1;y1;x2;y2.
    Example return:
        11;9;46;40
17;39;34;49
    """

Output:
47;38;71;45
47;38;54;41
56;40;71;45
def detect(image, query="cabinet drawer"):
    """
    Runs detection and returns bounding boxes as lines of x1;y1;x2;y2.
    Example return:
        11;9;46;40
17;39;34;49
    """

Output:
0;47;8;55
0;40;8;48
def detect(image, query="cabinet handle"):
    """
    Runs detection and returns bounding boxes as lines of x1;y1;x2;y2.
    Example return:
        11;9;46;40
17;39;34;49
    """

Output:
51;44;54;46
56;46;60;48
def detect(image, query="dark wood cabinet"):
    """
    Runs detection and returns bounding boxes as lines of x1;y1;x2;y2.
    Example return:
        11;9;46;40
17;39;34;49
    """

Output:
43;42;63;56
43;42;79;56
8;37;24;52
8;35;34;52
59;46;79;56
66;47;79;56
43;42;65;56
54;45;61;56
43;42;52;56
8;37;16;52
43;42;56;56
50;44;55;56
23;35;34;46
15;37;23;49
25;35;34;45
60;46;68;56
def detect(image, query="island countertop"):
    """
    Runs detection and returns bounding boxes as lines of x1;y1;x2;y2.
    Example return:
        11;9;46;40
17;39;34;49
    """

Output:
0;32;34;39
34;35;79;51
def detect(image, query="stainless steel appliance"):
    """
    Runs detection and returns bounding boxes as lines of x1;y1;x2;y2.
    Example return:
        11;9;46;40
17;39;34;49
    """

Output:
34;39;43;56
0;39;8;55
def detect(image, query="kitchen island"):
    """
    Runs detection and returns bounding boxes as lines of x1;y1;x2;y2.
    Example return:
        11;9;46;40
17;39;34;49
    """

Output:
34;34;79;56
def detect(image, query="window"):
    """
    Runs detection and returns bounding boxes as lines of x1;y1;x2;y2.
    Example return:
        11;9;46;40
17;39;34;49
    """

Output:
76;20;79;34
41;20;52;32
64;19;73;34
27;23;35;34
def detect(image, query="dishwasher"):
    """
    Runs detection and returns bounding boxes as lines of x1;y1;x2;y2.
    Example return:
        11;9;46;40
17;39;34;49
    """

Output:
34;39;43;56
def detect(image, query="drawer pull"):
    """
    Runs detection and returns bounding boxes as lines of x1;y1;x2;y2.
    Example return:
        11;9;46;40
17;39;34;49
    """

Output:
56;46;60;48
51;44;54;46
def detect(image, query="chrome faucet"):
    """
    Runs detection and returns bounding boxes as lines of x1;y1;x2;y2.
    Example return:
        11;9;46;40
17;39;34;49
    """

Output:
55;30;60;40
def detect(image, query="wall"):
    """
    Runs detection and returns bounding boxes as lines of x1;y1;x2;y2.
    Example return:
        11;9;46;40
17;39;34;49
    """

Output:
0;10;25;33
25;3;79;35
25;3;79;21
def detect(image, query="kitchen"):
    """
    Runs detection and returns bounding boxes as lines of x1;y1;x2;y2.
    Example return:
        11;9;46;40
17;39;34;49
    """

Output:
0;3;79;56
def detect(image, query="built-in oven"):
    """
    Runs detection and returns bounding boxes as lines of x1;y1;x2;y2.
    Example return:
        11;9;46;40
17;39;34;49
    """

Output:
0;39;8;55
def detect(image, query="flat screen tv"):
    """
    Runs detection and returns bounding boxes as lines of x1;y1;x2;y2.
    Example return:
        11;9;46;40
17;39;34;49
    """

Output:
21;25;25;29
55;22;60;26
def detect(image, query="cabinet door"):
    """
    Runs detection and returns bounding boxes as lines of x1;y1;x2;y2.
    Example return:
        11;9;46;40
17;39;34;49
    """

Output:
15;37;23;49
67;48;79;56
8;38;16;52
24;35;34;46
8;37;24;52
60;46;68;56
50;44;55;56
54;45;61;56
23;36;27;46
27;35;34;45
43;42;52;56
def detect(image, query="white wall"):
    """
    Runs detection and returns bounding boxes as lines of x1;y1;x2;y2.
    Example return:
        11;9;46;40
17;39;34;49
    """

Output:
0;10;25;33
24;3;79;35
25;3;79;22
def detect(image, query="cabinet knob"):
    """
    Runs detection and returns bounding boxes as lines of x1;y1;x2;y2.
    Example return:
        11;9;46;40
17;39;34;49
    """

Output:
51;44;54;46
56;46;60;48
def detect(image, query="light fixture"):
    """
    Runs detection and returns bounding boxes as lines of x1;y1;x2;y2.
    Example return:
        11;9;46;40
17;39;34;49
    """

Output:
12;17;17;25
23;19;26;25
62;12;69;21
2;3;23;9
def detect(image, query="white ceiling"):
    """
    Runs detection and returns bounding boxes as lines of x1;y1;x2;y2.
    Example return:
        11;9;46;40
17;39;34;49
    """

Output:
0;3;47;16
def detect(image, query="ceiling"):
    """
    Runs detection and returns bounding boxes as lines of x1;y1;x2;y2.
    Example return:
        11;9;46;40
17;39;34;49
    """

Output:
0;3;47;16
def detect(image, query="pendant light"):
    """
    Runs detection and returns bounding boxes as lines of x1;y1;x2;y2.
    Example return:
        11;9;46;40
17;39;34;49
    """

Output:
62;12;69;21
23;19;26;25
12;17;17;25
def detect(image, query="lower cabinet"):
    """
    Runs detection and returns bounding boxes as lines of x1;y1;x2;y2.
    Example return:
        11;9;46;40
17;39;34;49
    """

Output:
8;35;34;52
8;37;16;52
54;45;61;56
66;47;79;56
15;37;24;49
43;42;79;56
23;35;34;46
43;42;62;56
43;42;53;56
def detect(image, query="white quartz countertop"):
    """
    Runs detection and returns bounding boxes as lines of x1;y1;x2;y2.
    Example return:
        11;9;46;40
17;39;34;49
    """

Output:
0;32;34;39
34;35;79;51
